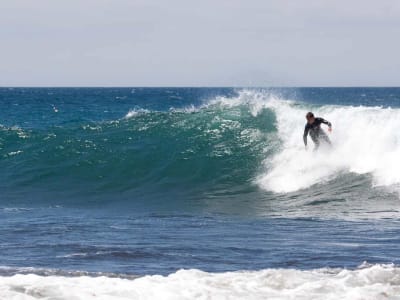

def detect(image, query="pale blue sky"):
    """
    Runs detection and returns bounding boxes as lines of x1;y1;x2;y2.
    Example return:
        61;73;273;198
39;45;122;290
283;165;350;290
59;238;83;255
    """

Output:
1;0;399;86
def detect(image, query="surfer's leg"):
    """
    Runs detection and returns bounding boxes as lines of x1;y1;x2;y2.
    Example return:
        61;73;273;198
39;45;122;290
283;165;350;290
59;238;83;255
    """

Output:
313;140;320;151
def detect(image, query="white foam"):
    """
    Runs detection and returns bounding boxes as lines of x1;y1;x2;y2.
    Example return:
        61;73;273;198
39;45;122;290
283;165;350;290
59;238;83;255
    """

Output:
7;150;23;156
206;89;285;117
1;264;399;299
256;99;400;193
124;109;150;119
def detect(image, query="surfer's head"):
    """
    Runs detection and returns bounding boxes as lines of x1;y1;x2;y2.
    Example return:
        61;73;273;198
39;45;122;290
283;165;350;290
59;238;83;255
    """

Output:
306;112;315;124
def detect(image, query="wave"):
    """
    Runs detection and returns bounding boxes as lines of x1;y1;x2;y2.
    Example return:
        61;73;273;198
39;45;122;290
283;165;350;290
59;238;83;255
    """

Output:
0;264;399;299
0;91;274;203
2;90;400;205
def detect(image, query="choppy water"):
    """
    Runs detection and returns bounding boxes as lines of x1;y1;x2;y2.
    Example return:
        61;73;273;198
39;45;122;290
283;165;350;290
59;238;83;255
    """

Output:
1;87;400;299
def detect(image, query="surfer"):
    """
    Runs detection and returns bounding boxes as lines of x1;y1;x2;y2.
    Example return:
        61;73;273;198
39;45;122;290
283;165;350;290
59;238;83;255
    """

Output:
303;112;332;150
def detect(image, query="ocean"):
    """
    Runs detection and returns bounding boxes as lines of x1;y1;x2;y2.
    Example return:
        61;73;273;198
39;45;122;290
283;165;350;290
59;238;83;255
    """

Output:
1;87;400;299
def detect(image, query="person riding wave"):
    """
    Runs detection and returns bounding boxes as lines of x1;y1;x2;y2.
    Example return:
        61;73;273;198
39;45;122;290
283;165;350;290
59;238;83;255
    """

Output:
303;112;332;150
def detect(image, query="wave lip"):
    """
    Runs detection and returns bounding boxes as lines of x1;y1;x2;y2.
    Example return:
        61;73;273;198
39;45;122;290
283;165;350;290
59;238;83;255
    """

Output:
0;264;398;299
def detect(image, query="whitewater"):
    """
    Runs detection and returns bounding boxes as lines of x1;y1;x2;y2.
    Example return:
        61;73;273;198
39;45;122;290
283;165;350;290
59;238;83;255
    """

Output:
257;97;400;193
1;87;400;299
1;264;399;300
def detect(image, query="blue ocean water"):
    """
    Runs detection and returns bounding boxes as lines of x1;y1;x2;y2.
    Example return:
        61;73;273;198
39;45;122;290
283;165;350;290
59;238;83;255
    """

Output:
1;87;400;281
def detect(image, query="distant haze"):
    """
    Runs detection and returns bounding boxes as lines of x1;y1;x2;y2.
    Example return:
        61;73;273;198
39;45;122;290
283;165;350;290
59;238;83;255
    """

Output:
1;0;400;87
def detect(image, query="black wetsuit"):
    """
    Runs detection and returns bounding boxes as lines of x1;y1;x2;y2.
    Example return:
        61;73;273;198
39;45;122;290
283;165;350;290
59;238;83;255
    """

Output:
303;117;332;149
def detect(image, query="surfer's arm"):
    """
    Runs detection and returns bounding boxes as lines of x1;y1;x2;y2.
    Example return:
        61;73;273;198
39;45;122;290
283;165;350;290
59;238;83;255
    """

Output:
320;118;332;128
303;126;309;146
320;118;332;132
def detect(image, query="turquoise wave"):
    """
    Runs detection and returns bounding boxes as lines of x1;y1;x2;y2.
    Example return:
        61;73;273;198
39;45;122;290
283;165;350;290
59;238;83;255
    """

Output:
0;103;277;204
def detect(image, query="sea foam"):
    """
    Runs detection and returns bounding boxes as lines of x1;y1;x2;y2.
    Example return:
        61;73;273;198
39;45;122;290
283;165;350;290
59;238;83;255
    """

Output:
0;264;398;299
259;100;400;193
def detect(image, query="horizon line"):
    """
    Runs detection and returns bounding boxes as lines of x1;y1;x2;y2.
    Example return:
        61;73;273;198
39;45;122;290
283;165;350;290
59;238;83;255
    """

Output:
1;86;400;89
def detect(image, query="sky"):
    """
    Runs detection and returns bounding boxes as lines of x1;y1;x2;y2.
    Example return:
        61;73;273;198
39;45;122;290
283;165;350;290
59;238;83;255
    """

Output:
1;0;400;87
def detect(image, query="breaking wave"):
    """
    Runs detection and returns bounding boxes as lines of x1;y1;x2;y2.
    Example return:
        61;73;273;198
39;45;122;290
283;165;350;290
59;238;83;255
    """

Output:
1;90;400;209
0;264;399;300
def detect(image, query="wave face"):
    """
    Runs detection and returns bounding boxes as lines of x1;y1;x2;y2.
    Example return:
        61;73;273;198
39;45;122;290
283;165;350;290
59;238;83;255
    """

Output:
0;89;273;206
1;88;400;217
1;264;399;300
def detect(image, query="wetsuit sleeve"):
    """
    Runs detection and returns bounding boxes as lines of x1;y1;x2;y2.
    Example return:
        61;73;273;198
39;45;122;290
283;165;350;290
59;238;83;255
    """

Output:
320;118;332;127
303;125;309;146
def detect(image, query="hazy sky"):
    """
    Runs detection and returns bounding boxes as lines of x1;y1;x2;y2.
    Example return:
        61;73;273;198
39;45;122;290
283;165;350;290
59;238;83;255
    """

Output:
1;0;400;86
